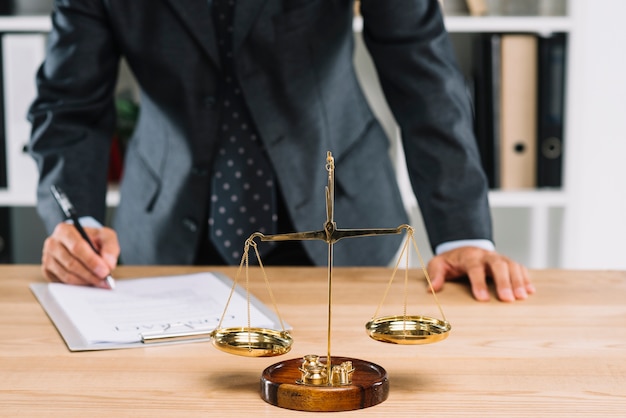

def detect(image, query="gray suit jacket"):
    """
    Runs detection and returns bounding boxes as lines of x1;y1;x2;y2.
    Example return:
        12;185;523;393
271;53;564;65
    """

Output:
28;0;491;266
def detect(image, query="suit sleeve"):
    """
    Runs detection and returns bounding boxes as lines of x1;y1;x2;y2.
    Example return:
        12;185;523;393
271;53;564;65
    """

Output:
359;0;492;249
28;0;120;233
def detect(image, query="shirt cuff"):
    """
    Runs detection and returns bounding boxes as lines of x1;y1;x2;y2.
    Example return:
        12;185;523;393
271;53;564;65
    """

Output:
435;239;495;255
65;216;103;229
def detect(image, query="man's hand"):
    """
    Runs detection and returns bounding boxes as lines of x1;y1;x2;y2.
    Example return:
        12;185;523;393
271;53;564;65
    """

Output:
41;222;120;288
427;246;535;302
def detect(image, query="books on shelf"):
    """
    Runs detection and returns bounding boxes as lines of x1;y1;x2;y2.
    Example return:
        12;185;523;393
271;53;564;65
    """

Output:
537;33;566;188
0;36;6;189
442;0;567;17
472;32;567;190
473;33;501;188
499;34;538;189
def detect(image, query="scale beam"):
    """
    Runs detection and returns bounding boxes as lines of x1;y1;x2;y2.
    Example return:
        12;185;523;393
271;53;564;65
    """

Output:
249;150;410;245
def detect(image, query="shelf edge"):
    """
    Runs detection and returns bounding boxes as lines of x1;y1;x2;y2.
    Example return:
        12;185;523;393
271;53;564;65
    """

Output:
0;16;51;32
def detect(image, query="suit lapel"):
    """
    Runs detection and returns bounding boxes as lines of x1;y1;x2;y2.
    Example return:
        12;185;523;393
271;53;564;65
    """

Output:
165;0;220;68
232;0;268;55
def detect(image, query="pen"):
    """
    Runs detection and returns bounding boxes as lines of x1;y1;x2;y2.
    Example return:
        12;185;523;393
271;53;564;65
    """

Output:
50;185;116;290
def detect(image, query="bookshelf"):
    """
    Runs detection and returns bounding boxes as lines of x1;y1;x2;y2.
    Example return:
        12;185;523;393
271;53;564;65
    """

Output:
354;4;574;268
3;1;626;269
356;0;626;269
0;16;121;207
446;20;570;203
0;18;48;206
442;0;626;269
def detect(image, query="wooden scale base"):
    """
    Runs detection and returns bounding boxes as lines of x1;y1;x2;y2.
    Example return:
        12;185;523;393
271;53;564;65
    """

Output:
260;357;389;412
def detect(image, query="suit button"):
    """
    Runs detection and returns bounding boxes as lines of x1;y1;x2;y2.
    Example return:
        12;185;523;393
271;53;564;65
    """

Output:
182;217;198;233
191;165;209;176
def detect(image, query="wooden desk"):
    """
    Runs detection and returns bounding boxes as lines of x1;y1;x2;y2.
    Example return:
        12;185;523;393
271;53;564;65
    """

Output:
1;265;625;417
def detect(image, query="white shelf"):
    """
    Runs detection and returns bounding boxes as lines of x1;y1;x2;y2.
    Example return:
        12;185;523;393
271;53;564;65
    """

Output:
0;16;51;32
0;191;36;206
11;13;570;36
444;16;572;33
7;14;573;36
353;15;572;35
488;190;567;207
0;187;120;207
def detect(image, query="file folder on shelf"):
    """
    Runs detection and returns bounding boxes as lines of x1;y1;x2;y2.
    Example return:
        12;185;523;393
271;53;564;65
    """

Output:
473;33;502;189
499;34;538;190
537;33;567;188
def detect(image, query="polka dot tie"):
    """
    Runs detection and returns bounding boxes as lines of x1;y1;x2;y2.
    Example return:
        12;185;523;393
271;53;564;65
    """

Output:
209;0;277;264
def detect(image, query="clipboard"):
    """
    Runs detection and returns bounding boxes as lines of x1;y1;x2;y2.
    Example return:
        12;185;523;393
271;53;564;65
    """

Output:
30;271;289;351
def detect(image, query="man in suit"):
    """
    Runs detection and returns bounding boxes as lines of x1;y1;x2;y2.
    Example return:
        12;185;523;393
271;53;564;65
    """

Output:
28;0;534;302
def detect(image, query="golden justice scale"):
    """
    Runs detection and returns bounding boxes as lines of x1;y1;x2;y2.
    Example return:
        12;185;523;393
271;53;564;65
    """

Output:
209;152;451;412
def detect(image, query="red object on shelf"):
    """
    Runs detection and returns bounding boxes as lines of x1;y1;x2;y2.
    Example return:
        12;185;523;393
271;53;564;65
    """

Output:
107;135;124;183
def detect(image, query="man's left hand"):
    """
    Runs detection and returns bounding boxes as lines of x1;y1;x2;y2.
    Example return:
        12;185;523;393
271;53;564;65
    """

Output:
427;247;535;302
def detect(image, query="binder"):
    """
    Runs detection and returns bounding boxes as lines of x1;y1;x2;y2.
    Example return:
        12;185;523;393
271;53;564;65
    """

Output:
537;33;567;188
0;207;11;263
473;33;501;188
499;34;538;189
465;0;488;16
0;35;6;189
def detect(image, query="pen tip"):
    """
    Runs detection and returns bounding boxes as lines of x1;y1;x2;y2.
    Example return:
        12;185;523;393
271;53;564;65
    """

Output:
106;275;116;290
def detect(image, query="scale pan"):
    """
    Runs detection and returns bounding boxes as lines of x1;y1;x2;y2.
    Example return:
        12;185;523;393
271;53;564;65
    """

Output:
366;315;451;345
211;327;293;357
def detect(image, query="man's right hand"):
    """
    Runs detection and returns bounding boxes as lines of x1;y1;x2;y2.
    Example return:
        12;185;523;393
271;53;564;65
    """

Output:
41;222;120;288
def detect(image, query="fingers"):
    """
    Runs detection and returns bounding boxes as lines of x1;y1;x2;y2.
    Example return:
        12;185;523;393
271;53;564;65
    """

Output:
484;254;533;302
508;261;532;299
41;223;119;288
91;227;120;271
426;256;446;292
521;264;536;295
431;247;535;303
487;257;516;302
466;264;490;302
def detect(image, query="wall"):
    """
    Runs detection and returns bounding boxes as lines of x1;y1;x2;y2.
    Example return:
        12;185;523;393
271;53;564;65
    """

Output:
561;0;626;269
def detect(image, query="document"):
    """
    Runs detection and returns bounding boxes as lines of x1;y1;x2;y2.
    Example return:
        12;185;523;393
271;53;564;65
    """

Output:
31;271;286;351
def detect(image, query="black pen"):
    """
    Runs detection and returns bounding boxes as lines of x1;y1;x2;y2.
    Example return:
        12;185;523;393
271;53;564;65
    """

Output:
50;185;116;289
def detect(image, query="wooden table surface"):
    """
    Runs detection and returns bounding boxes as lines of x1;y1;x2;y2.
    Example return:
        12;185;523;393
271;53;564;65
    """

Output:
1;265;625;417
